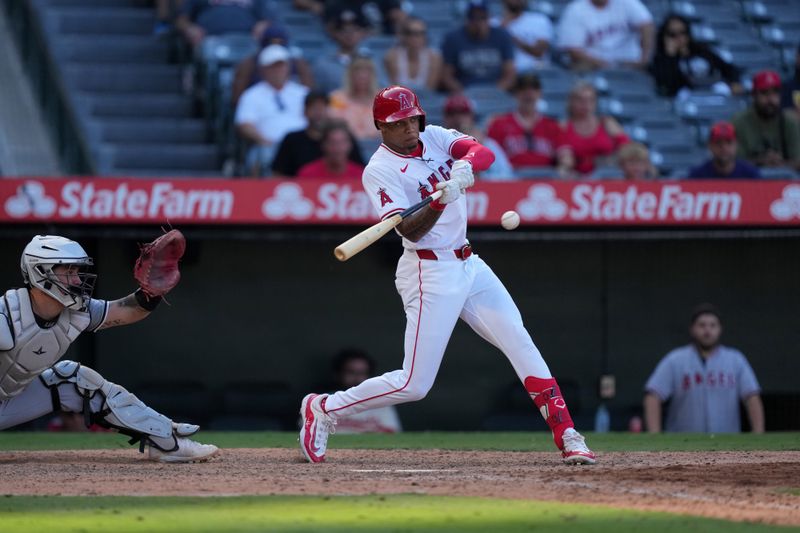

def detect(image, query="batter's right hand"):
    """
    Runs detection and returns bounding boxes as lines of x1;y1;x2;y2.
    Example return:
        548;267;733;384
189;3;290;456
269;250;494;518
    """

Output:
435;180;461;204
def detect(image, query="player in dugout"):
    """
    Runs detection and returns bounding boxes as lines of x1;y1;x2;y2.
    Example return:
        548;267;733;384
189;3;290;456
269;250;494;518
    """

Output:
299;86;596;465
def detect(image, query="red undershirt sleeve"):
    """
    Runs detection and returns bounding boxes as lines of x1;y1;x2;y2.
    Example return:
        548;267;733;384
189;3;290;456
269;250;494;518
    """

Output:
450;138;496;172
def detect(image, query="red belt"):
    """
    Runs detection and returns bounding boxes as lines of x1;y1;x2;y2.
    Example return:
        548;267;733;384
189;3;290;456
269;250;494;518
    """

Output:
416;244;473;261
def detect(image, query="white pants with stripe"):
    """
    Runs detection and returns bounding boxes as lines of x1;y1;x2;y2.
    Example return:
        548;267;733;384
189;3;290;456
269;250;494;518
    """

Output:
324;250;552;418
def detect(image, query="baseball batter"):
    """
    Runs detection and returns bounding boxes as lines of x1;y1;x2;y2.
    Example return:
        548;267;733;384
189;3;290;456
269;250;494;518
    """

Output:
0;233;218;463
300;86;596;465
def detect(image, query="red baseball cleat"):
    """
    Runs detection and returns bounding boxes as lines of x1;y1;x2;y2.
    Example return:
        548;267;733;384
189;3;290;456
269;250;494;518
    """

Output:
561;428;597;465
299;393;336;463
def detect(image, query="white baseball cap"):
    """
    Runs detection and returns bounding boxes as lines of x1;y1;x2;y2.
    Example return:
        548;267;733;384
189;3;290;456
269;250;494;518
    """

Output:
259;44;291;66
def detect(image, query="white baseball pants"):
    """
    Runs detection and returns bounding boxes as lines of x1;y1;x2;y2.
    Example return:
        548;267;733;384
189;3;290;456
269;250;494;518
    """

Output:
324;250;552;418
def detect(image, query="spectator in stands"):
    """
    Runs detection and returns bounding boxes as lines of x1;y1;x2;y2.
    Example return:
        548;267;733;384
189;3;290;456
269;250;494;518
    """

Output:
616;142;656;180
440;0;516;92
272;92;365;177
321;0;406;35
556;0;654;71
235;45;310;176
232;24;314;107
442;95;514;180
328;349;402;434
688;121;760;179
312;10;372;96
496;0;553;72
486;73;572;173
153;0;180;36
644;304;764;434
562;81;629;175
384;17;443;92
176;0;275;48
650;14;741;99
297;120;366;179
732;70;800;170
329;56;381;140
781;43;800;119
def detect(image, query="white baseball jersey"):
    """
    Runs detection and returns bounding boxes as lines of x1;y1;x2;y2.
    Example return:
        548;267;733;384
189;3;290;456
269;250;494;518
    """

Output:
557;0;652;64
362;125;471;251
322;124;554;422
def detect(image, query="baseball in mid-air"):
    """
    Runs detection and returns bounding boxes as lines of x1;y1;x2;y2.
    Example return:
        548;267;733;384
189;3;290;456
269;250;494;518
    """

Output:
501;210;520;230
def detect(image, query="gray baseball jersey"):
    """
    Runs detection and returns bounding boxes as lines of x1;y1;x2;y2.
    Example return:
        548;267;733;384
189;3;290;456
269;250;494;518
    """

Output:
645;344;760;433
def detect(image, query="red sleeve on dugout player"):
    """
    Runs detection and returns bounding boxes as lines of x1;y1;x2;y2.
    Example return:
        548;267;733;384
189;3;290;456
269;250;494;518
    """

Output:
450;139;495;172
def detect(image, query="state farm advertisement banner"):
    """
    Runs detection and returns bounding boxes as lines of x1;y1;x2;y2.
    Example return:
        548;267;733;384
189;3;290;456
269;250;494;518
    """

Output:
1;178;799;226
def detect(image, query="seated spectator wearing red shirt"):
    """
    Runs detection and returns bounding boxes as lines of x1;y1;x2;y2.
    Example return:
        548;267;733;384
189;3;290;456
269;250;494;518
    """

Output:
486;73;572;172
688;121;761;179
297;120;366;179
562;81;629;175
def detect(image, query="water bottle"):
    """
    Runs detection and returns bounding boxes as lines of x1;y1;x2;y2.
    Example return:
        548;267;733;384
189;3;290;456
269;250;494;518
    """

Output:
594;403;610;433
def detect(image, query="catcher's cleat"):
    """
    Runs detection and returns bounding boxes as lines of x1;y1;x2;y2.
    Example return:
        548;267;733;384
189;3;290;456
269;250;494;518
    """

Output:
147;438;219;464
299;393;336;463
561;428;596;465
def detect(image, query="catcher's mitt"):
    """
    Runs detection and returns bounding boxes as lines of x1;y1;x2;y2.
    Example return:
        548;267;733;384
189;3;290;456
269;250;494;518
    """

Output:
134;229;186;298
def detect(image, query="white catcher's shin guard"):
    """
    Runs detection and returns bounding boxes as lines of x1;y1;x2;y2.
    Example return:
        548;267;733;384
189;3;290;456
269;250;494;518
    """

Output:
40;361;195;453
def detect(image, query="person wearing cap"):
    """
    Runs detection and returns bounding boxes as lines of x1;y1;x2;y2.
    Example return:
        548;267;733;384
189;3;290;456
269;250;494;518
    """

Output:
176;0;275;48
440;0;516;92
687;121;760;179
235;44;310;176
643;304;764;434
442;95;514;180
732;70;800;170
556;0;654;71
232;24;314;107
486;73;573;175
312;10;374;96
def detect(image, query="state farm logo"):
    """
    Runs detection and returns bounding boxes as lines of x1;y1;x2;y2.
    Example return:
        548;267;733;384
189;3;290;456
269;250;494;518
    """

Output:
517;184;742;222
262;183;314;219
5;181;233;220
4;181;56;218
770;185;800;220
516;185;568;220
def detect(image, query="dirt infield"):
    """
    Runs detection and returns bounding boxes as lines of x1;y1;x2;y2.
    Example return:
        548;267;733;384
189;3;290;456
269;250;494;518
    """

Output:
1;448;798;526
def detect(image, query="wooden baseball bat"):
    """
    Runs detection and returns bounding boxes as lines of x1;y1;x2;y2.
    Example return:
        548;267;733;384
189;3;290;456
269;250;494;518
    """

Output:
334;190;443;262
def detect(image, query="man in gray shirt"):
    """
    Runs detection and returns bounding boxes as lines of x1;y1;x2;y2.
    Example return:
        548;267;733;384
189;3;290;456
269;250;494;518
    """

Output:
644;304;764;433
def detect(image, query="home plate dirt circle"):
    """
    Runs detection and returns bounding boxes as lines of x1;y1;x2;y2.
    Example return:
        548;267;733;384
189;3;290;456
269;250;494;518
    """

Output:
0;449;798;526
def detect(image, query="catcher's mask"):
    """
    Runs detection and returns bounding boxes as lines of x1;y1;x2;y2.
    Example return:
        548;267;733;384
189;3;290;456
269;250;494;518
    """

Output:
21;235;97;310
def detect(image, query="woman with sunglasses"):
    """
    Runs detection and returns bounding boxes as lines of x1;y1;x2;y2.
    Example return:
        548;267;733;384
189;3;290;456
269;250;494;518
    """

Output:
384;17;443;91
650;14;742;98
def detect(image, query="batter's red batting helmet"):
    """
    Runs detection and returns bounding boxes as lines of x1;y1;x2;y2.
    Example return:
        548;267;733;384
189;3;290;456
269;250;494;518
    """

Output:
373;86;426;131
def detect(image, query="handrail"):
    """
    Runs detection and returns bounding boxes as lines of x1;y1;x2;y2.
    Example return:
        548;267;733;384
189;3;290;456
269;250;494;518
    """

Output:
3;0;95;175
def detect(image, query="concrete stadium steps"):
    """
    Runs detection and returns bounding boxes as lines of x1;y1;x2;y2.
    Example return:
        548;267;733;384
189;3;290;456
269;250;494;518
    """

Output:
63;65;182;93
94;119;208;144
55;35;170;64
29;0;222;175
78;94;195;119
43;7;154;35
108;144;220;171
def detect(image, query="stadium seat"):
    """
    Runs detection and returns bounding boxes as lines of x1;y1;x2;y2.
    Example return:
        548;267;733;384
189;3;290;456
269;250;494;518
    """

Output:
514;166;558;179
589;166;625;180
759;167;799;179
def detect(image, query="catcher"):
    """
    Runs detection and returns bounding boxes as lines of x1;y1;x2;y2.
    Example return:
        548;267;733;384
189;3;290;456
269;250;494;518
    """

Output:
0;232;218;463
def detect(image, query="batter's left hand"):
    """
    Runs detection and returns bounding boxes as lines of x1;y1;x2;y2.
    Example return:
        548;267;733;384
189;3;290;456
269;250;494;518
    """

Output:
435;180;461;204
451;160;474;190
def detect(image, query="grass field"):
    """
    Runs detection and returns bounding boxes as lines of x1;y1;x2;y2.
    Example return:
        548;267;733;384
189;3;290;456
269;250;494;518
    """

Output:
1;431;798;532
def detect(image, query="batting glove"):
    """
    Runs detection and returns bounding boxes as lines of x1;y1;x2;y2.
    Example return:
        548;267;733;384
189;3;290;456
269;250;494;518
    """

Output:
435;180;461;204
451;160;474;190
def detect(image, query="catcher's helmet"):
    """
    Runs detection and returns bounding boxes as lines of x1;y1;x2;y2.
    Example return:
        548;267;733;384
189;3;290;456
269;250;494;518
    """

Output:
373;86;426;131
21;235;96;309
